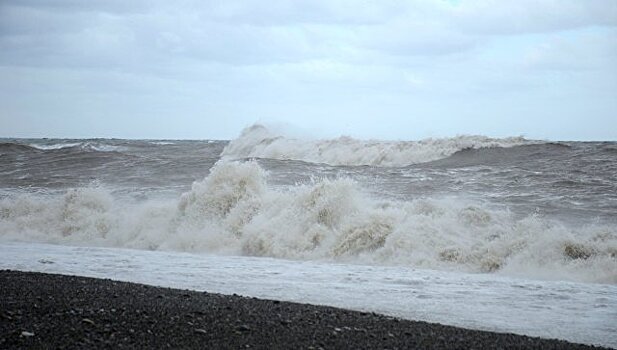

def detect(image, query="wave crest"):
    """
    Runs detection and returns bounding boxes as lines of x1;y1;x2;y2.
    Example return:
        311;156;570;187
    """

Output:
221;124;532;166
28;142;125;152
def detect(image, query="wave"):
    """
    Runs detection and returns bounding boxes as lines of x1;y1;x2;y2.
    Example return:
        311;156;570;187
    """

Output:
28;142;125;152
0;142;41;153
421;142;571;168
149;141;176;145
1;160;615;284
221;124;534;167
28;142;82;150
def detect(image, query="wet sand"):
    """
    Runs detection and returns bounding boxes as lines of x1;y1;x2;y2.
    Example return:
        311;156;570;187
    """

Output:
0;270;605;349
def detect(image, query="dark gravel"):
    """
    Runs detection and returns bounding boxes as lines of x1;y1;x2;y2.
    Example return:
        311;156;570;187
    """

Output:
0;270;607;349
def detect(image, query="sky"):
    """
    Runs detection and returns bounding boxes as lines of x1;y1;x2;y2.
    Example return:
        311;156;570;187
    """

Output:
0;0;616;141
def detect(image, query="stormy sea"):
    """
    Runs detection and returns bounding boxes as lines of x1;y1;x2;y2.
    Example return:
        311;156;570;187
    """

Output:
1;124;616;347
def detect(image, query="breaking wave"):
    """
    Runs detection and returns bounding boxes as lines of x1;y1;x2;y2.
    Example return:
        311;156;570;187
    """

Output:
1;160;615;284
221;124;533;166
0;141;126;156
28;142;125;152
28;142;82;150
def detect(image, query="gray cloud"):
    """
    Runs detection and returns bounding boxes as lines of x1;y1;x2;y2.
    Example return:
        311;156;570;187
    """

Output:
2;0;616;69
3;0;153;15
0;0;615;140
450;0;617;35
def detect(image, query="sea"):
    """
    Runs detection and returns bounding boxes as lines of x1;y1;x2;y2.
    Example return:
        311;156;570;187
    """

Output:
1;124;616;347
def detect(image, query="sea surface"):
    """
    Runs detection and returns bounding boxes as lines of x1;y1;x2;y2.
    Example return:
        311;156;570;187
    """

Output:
1;124;616;347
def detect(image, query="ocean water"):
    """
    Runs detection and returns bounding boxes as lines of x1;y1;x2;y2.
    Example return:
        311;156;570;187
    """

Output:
1;124;616;346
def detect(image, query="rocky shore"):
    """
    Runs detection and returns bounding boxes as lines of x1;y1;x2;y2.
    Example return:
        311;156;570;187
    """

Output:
0;270;606;349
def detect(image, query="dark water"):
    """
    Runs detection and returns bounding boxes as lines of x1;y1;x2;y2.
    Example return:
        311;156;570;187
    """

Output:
0;139;225;197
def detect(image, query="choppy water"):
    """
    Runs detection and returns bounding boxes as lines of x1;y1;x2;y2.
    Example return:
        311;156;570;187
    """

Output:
1;125;616;284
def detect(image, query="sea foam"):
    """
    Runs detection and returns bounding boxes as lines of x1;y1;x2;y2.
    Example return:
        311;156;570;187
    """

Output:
1;160;615;284
28;142;125;152
221;124;531;166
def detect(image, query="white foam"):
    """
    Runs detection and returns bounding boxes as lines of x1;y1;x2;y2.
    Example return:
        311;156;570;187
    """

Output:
29;142;82;150
2;242;616;347
221;124;531;166
1;161;615;284
83;143;125;152
28;142;124;152
149;141;176;145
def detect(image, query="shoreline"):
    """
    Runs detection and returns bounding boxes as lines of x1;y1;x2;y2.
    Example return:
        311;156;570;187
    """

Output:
0;270;607;349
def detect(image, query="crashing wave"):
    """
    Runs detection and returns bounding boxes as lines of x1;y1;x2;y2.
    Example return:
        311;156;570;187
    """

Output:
221;124;533;166
28;142;125;152
1;160;615;284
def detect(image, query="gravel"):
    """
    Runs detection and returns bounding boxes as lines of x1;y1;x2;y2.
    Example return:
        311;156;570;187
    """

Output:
0;270;606;349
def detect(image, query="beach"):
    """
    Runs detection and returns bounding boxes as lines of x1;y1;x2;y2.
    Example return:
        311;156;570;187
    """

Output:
0;270;605;349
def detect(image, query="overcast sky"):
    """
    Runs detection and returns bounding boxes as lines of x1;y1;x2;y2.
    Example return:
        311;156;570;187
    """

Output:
1;0;616;140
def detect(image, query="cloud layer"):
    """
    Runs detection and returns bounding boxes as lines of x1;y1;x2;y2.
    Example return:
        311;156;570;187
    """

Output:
1;0;616;140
